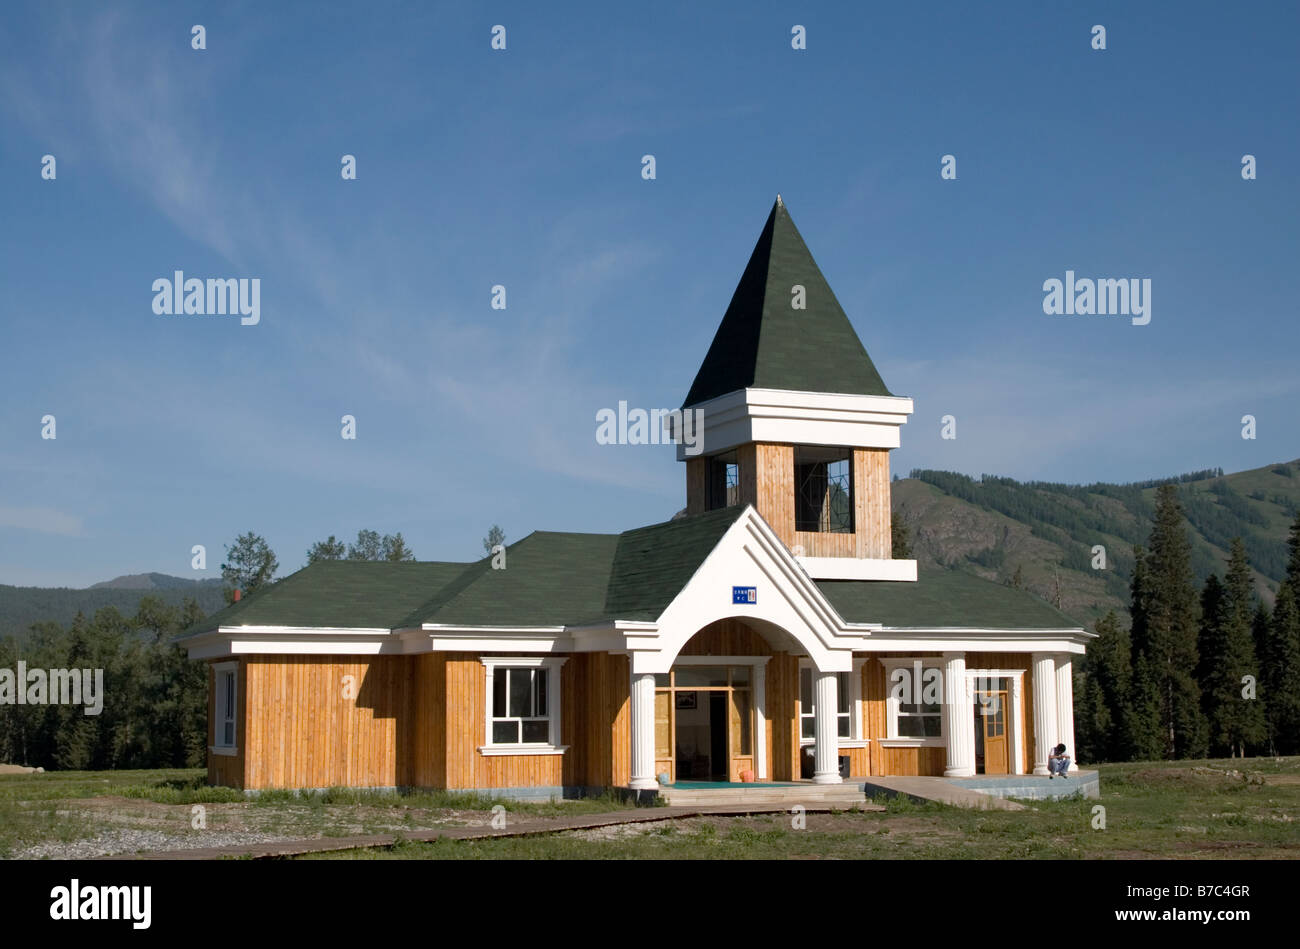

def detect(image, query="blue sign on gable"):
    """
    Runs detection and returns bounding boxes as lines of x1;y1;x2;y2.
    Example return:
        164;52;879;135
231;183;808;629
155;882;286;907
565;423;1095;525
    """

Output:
732;586;757;605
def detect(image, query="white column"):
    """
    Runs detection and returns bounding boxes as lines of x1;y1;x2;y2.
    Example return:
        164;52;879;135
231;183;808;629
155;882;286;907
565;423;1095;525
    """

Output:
628;671;658;791
1009;675;1025;775
1032;654;1057;776
942;652;975;777
754;662;768;780
812;671;843;784
1055;655;1077;773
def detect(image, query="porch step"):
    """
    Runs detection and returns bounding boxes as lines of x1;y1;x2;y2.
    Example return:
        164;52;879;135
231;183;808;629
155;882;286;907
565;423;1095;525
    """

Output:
860;776;1026;810
658;784;867;807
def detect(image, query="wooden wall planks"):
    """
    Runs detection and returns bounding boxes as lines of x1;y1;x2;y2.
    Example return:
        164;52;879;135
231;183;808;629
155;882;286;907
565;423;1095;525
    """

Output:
210;646;1030;791
678;618;775;657
681;442;893;559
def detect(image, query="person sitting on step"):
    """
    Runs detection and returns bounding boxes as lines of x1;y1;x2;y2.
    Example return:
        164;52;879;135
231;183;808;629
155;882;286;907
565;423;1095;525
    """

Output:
1048;743;1071;778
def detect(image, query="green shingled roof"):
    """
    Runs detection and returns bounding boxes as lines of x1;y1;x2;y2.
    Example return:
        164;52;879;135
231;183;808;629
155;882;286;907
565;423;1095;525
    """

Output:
182;515;1080;637
186;560;470;632
398;531;621;628
602;506;747;621
818;568;1081;629
181;510;744;636
683;197;893;407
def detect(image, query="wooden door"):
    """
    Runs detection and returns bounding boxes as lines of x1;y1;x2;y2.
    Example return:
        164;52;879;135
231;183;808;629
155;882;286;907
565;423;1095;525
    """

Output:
728;687;754;781
978;690;1009;775
654;690;674;783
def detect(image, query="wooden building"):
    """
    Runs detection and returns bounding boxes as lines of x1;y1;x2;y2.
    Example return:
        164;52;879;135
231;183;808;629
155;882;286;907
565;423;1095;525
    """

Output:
181;197;1093;796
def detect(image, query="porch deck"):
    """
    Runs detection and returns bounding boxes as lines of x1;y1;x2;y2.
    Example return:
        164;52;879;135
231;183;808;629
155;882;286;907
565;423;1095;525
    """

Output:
658;770;1100;808
657;780;868;806
862;769;1100;807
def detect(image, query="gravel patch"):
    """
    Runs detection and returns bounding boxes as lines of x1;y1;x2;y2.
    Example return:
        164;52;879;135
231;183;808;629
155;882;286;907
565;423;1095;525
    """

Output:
10;828;298;860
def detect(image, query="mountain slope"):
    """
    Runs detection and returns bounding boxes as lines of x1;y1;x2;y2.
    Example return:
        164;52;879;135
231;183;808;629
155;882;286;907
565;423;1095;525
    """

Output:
0;575;226;640
893;459;1300;625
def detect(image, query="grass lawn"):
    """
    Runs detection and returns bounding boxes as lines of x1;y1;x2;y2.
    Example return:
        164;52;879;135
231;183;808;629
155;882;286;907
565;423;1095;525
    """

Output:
308;757;1300;860
1;757;1296;859
0;769;635;859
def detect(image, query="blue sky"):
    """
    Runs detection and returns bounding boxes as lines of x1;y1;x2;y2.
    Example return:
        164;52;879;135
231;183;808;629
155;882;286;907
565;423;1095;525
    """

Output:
1;1;1297;587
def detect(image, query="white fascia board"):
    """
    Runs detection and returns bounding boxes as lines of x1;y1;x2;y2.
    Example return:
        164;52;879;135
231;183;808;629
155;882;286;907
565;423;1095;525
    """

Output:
418;623;567;635
406;624;571;654
181;626;396;659
854;627;1094;654
676;388;915;459
799;557;917;581
397;621;654;655
428;636;574;652
222;625;392;636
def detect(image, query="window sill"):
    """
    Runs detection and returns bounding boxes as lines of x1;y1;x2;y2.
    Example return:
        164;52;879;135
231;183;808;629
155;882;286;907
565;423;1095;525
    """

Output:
879;738;945;748
478;744;569;757
799;739;869;748
209;745;238;757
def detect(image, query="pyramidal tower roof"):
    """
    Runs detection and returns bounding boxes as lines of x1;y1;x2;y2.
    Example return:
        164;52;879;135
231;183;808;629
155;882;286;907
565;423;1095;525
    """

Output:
683;196;893;408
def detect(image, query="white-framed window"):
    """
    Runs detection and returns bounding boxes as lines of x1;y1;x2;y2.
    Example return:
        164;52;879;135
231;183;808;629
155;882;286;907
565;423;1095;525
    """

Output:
480;657;568;756
883;658;944;745
212;661;238;755
798;660;864;743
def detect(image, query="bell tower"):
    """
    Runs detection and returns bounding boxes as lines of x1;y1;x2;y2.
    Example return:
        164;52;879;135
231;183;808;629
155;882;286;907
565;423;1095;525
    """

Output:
677;196;916;581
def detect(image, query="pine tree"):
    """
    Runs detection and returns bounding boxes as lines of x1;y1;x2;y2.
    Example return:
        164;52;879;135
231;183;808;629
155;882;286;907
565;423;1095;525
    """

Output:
1128;652;1166;760
1079;610;1134;761
1267;584;1300;755
1251;600;1274;754
1286;512;1300;589
890;515;913;559
1140;486;1206;759
1129;545;1150;658
1200;542;1267;757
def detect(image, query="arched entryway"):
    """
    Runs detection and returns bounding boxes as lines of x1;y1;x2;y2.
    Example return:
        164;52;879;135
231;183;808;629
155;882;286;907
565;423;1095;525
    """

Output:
629;617;850;790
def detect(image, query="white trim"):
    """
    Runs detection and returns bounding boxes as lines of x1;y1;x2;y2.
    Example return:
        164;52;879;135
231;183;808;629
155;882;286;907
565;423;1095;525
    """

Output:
964;669;1026;777
798;557;917;582
878;738;943;748
672;387;914;459
633;507;864;674
754;661;767;780
481;657;568;753
663;656;769;781
844;630;1093;655
478;745;569;757
881;657;945;743
212;660;238;753
672;655;772;666
797;657;863;744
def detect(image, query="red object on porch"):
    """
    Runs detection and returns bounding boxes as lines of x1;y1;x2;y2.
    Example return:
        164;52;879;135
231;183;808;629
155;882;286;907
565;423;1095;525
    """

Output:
740;770;755;783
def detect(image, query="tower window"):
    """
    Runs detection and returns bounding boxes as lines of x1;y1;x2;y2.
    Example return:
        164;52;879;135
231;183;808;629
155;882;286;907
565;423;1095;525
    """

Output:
706;452;740;510
794;447;853;533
